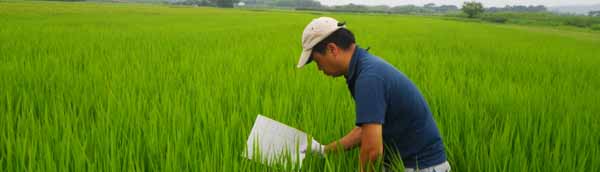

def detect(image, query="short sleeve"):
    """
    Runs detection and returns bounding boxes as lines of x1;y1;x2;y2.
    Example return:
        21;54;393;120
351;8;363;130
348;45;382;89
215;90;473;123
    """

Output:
354;76;387;126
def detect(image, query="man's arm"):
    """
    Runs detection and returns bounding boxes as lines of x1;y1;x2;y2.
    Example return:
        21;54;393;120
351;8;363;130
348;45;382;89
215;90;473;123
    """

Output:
323;127;362;153
359;123;383;172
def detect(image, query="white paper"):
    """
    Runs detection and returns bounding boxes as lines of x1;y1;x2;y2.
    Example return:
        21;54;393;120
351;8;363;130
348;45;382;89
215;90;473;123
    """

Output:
244;114;308;169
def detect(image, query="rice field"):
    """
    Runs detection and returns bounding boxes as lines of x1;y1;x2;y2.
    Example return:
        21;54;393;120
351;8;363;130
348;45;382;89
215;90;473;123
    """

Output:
1;1;599;171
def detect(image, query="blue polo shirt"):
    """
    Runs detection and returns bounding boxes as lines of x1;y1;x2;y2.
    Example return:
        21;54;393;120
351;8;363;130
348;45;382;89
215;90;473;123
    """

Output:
345;46;447;168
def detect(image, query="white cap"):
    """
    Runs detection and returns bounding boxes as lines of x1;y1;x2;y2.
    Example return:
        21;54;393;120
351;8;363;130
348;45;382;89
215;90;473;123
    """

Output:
297;17;345;68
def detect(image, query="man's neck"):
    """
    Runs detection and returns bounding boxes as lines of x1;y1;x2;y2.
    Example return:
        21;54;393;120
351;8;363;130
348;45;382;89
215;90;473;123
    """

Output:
342;44;357;77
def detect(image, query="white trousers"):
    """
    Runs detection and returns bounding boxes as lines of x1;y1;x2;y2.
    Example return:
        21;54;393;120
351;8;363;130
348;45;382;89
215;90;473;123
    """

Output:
404;161;451;172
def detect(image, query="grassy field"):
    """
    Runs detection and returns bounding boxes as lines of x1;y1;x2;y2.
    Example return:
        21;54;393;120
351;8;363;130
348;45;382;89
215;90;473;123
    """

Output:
1;1;599;171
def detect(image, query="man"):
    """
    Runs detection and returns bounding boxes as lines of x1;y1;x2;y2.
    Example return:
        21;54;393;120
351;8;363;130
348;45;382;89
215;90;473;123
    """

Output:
298;17;451;172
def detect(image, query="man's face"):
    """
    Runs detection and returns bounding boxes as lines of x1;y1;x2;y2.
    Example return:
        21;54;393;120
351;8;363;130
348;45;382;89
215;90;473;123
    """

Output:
311;44;344;77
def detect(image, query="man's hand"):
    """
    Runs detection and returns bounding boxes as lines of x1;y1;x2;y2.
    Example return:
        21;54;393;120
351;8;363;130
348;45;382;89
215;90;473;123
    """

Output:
323;127;362;153
300;138;325;156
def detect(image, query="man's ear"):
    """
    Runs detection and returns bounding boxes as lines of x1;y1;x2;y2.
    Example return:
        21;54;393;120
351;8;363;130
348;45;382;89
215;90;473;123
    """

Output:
326;43;338;58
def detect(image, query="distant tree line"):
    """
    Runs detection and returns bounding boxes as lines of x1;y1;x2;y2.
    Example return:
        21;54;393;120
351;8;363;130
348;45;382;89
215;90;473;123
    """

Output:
245;0;321;8
169;0;210;6
212;0;237;7
169;0;241;7
169;0;321;8
386;3;460;14
456;1;600;31
486;5;547;13
459;2;548;18
295;3;460;14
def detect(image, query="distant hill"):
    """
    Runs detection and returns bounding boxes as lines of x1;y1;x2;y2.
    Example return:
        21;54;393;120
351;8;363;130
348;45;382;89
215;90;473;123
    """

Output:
549;4;600;15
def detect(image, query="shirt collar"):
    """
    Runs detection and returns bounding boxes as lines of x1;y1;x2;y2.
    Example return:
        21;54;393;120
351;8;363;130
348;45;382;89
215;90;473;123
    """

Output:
345;45;364;81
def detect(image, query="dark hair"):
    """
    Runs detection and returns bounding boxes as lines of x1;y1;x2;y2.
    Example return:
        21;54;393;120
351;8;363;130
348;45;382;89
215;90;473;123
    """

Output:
312;28;355;54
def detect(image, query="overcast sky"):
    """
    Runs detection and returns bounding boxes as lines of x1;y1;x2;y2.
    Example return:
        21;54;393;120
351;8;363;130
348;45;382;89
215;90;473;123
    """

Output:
317;0;600;7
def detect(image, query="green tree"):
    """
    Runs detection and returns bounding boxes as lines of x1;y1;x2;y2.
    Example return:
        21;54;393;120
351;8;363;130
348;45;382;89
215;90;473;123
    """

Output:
462;1;484;18
589;10;600;17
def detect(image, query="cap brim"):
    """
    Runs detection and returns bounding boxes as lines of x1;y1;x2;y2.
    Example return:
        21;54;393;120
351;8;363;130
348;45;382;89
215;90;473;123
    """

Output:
297;49;312;68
